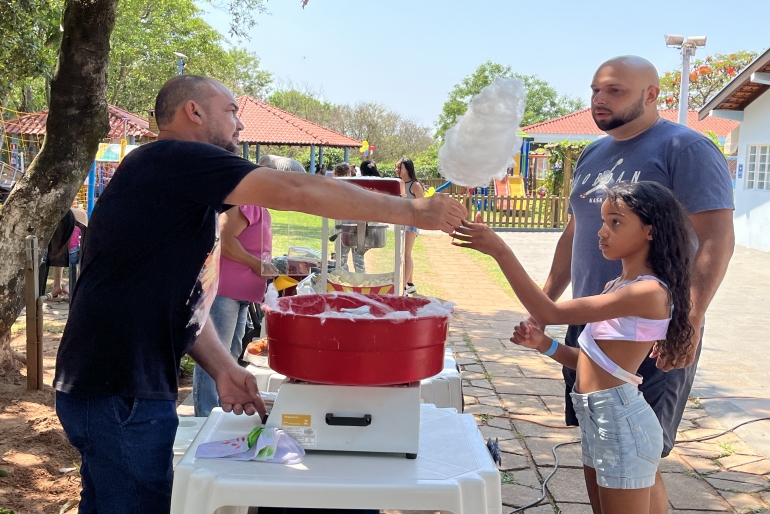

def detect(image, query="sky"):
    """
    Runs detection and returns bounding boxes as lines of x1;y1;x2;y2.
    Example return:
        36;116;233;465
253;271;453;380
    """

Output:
201;0;769;128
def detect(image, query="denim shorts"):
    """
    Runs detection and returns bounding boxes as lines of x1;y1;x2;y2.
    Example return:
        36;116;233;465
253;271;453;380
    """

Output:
405;226;419;235
570;383;663;489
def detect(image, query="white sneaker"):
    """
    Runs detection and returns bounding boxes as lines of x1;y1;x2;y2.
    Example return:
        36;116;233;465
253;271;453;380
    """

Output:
403;284;417;296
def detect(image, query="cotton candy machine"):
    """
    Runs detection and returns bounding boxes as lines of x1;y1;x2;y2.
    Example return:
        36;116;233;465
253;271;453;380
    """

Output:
263;177;454;458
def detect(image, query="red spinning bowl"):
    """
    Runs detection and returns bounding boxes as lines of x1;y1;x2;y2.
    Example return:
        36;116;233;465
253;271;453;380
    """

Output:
263;293;451;386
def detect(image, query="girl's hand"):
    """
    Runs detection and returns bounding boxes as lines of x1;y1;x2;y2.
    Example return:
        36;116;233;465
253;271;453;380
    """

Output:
511;321;551;352
451;213;507;258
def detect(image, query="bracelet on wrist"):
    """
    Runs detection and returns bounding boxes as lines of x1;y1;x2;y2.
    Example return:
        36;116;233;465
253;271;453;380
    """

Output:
542;339;559;357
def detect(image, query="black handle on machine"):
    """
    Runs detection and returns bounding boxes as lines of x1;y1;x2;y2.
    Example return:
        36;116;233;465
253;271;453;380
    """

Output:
325;413;372;427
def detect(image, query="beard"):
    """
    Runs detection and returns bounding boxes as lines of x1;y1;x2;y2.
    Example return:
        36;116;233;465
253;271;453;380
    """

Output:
207;120;239;154
593;94;645;131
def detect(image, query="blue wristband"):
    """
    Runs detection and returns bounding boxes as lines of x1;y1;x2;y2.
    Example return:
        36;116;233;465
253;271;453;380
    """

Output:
542;339;559;357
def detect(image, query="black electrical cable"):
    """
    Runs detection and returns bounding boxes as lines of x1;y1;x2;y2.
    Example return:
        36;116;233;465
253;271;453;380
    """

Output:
675;416;770;443
507;440;580;514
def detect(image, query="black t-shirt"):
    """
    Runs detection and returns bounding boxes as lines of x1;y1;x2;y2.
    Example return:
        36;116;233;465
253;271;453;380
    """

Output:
54;140;257;400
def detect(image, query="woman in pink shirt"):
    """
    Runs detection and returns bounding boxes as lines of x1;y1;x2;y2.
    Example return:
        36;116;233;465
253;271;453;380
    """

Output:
193;204;275;416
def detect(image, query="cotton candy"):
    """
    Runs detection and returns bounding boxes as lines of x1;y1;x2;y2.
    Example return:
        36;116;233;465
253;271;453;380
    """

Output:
438;77;526;187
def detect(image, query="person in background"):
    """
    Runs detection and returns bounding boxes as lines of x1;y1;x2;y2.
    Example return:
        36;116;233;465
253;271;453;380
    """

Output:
43;202;88;304
193;202;277;416
360;159;380;177
258;154;307;173
396;158;424;295
333;162;366;272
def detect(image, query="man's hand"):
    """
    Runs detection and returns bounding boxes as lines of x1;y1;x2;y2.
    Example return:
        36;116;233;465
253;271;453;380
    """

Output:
652;316;703;371
411;194;468;234
215;365;266;417
450;213;507;258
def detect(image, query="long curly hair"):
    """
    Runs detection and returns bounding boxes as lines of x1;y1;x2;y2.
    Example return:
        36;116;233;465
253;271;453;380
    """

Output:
605;181;694;362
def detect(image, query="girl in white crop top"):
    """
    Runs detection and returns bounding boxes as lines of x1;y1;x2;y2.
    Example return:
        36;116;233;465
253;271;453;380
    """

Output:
453;181;694;513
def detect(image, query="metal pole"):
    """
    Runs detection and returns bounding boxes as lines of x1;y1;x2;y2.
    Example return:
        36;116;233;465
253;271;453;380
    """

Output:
242;141;249;160
255;144;261;163
678;45;693;126
87;161;96;217
318;147;324;170
177;58;184;75
309;145;316;174
344;147;349;163
24;236;42;390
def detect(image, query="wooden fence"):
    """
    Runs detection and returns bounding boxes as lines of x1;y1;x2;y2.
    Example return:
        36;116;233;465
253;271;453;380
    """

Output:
448;192;569;229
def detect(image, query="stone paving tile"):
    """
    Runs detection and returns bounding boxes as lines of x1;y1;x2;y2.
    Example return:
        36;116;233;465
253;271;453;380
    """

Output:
499;395;549;415
478;424;517;441
492;377;565;397
527;438;584;469
719;490;769;512
706;470;770;485
705;477;768;493
511;416;580;438
464;404;504;417
717;453;765;470
501;483;542;508
546;467;590;504
499;451;530;471
554;503;593;514
730;459;770;475
662;472;731;511
478;396;504;408
658;453;691;473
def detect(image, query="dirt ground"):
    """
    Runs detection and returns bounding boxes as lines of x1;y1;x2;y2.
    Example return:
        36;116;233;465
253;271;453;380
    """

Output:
0;328;193;514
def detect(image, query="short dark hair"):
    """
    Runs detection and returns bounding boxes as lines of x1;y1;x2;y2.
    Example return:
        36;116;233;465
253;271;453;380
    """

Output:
333;162;351;177
154;75;215;127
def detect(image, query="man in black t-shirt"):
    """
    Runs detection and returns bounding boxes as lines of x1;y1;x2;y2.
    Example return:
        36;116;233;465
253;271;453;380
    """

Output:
54;75;467;514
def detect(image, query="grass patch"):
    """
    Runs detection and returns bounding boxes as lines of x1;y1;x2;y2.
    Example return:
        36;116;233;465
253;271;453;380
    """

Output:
269;210;324;255
458;247;518;300
690;397;704;409
10;321;25;335
500;471;516;484
43;322;66;334
717;442;735;458
410;236;449;299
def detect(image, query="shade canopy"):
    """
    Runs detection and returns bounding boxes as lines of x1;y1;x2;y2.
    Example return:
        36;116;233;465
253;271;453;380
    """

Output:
3;104;157;139
236;95;361;148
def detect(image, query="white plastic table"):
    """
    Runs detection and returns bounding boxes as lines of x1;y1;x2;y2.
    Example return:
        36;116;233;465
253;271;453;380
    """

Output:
171;405;502;514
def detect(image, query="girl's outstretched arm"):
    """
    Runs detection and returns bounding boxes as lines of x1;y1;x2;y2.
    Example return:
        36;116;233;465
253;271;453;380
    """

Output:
452;217;669;325
512;321;579;370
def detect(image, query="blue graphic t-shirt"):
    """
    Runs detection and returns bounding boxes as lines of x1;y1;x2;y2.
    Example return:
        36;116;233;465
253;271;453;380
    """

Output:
569;119;734;300
54;140;257;400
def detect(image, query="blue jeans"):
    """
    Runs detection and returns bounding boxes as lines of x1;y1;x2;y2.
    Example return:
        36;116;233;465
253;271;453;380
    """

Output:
339;245;366;273
193;295;250;416
571;383;662;489
55;391;178;514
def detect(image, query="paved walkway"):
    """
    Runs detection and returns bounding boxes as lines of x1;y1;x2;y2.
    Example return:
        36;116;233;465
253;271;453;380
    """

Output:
419;233;770;514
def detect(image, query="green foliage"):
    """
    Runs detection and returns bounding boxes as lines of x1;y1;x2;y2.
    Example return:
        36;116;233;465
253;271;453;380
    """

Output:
543;140;591;196
0;0;62;106
265;88;434;164
179;355;195;377
434;61;585;140
659;51;757;109
2;0;271;115
412;143;440;179
703;130;725;154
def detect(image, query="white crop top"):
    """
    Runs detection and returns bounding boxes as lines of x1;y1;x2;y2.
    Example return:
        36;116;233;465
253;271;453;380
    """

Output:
578;275;672;386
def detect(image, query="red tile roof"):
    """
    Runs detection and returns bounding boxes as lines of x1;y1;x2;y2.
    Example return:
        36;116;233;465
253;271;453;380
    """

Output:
522;108;738;137
2;104;157;138
236;95;361;148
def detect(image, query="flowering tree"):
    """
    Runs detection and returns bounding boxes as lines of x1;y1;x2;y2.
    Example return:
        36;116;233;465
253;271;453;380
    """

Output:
659;51;758;110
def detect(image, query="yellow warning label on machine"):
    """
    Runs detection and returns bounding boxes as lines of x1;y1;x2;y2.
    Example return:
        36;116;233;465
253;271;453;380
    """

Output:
281;414;311;427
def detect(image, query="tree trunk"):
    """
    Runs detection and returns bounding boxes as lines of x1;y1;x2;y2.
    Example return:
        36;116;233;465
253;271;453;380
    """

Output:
0;0;118;371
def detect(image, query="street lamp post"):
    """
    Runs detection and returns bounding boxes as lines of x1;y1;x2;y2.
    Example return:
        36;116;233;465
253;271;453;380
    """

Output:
664;34;707;126
172;51;188;75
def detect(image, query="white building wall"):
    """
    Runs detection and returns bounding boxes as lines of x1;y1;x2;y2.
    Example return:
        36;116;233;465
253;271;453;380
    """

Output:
734;91;770;252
